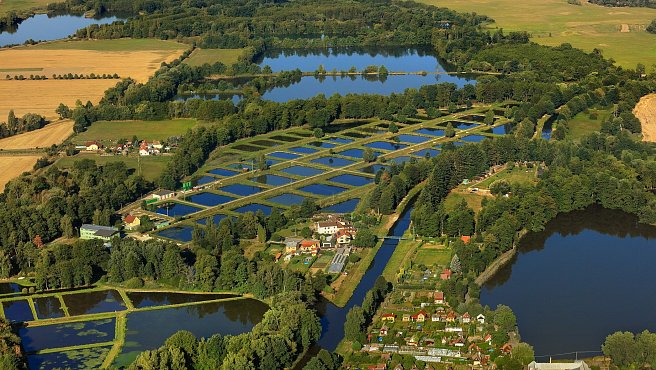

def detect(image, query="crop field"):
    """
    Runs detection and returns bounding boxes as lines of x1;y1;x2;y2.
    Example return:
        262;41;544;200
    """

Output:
183;48;246;67
74;119;199;145
0;79;118;120
0;119;73;149
56;154;171;182
0;155;39;191
149;106;511;243
0;39;187;119
420;0;656;69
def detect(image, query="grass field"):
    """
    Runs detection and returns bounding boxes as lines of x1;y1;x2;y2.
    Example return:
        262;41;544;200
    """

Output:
0;119;73;149
74;119;198;144
56;154;171;182
413;246;451;268
0;0;50;16
444;190;485;213
183;48;246;67
568;108;609;139
476;166;537;189
0;155;39;190
419;0;656;69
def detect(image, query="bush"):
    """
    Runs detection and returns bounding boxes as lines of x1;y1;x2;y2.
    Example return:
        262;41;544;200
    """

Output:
589;112;598;120
125;277;145;289
351;341;362;351
28;287;35;294
21;288;27;294
348;254;361;263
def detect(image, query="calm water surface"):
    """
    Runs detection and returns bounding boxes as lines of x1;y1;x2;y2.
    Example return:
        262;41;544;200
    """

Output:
0;14;122;47
481;206;656;358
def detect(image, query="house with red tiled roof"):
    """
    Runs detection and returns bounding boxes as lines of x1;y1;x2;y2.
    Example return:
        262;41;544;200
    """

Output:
334;229;356;246
300;240;320;256
433;291;444;304
440;268;452;280
462;312;471;323
445;311;457;322
461;235;471;244
124;214;140;230
410;310;428;322
85;141;102;151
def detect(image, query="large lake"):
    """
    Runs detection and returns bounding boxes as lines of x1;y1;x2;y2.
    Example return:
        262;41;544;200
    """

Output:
0;14;122;47
480;205;656;358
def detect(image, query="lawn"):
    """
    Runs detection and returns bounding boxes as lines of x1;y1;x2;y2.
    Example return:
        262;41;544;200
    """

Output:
476;166;537;189
74;119;199;144
56;154;171;182
25;38;188;51
0;0;50;16
418;0;656;69
567;108;610;140
413;247;451;268
183;48;246;67
443;190;485;214
382;236;420;282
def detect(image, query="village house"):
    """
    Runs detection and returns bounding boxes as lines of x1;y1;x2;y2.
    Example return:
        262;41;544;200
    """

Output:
380;325;389;336
367;364;387;370
85;141;102;151
440;268;452;280
152;189;175;201
476;314;486;324
322;235;335;249
284;238;302;254
445;311;457;322
431;313;441;322
139;140;150;156
402;314;411;322
410;310;428;322
334;228;356;246
381;313;396;323
460;235;471;244
151;140;163;150
433;291;444;304
394;365;404;370
462;312;471;324
124;214;141;230
299;239;320;255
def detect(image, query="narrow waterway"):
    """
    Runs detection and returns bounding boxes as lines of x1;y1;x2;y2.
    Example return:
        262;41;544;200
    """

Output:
296;204;414;367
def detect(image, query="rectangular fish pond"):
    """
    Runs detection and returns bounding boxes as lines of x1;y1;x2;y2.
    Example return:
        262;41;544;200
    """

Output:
233;203;273;215
218;184;264;197
113;298;268;367
156;226;195;242
280;165;324;177
310;156;355;168
27;345;112;370
393;134;431;144
269;135;301;142
321;198;360;213
208;168;239;177
363;141;407;151
298;183;348;196
155;203;202;217
414;127;445;136
34;296;65;319
337;148;383;159
266;193;311;206
267;151;301;160
62;289;126;316
328;174;374;187
289;146;319;154
412;148;441;158
196;213;228;225
127;291;240;309
20;318;116;352
360;164;390;175
250;174;295;186
185;192;235;207
2;299;33;322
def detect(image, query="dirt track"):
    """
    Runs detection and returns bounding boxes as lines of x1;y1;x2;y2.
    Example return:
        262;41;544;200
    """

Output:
633;94;656;142
0;119;73;149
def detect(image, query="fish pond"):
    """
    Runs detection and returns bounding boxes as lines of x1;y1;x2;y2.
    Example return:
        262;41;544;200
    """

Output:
364;141;407;151
127;291;239;309
156;226;194;242
218;184;264;197
20;318;116;352
233;203;272;215
250;174;295;186
311;156;355;168
155;203;202;217
267;193;310;206
298;183;348;196
280;165;324;177
63;289;126;316
328;174;373;187
114;298;268;366
481;206;656;357
321;198;360;213
185;192;235;207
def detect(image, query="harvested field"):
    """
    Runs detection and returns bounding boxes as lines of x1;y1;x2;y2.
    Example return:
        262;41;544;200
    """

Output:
0;119;73;149
634;93;656;142
0;156;39;191
1;43;186;83
0;79;117;119
0;39;187;119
